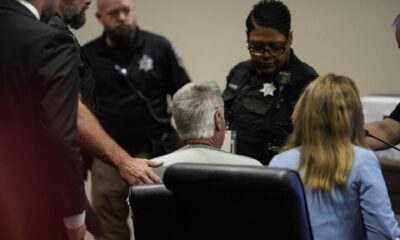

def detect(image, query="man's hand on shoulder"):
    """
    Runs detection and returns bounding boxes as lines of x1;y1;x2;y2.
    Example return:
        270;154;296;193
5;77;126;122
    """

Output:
76;100;164;184
118;157;163;184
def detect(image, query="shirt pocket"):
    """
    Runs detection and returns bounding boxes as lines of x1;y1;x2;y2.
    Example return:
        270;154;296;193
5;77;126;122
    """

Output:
240;97;273;115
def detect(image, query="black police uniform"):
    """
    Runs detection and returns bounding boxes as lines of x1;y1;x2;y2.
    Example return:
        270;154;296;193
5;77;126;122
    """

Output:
223;50;317;165
83;27;190;158
390;103;400;122
83;27;190;240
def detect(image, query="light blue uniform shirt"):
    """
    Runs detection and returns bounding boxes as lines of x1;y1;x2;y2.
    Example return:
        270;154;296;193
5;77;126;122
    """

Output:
270;145;400;240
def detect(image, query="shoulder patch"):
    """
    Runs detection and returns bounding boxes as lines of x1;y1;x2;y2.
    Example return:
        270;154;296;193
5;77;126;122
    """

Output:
228;83;239;90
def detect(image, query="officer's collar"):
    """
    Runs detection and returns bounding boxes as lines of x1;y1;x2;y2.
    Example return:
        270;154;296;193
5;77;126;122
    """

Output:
281;49;299;71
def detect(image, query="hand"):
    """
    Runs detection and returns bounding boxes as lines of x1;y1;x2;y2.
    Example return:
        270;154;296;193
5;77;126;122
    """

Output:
66;224;86;240
119;157;163;184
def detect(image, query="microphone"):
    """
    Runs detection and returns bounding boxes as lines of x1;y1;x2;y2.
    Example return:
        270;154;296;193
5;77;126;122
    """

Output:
365;129;400;152
114;65;128;77
275;71;291;108
114;64;170;124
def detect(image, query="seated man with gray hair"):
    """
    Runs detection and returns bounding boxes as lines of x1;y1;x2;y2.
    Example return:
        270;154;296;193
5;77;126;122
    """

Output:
152;81;261;178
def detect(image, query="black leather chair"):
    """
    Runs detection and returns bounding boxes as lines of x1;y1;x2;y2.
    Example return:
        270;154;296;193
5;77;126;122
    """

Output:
129;163;313;240
128;183;184;240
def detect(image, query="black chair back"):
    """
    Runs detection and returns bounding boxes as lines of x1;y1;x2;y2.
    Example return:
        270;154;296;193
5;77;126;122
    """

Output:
128;184;184;240
129;163;313;240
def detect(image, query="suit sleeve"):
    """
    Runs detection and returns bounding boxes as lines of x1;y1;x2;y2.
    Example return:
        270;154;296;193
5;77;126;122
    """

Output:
38;31;85;217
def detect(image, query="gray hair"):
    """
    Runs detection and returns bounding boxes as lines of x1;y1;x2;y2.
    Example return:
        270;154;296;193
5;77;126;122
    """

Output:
172;81;224;141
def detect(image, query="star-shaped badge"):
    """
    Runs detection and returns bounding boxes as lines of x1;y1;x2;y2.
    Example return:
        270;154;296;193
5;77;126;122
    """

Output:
138;54;153;72
259;82;276;97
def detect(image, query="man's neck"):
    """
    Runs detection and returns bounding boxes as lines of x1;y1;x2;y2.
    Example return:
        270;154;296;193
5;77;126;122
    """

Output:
183;139;219;148
56;11;65;22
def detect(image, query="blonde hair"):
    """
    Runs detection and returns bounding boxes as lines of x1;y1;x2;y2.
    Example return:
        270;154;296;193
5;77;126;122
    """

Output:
283;73;366;190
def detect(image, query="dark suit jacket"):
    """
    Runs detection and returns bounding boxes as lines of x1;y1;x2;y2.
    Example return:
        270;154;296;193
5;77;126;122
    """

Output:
0;1;85;239
48;15;104;237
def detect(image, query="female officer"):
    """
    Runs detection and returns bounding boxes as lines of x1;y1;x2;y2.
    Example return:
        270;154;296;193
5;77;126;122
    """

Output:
223;0;318;164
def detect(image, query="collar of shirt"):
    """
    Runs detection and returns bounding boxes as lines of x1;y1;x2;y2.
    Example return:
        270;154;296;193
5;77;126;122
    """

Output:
16;0;40;20
180;144;223;153
48;15;73;34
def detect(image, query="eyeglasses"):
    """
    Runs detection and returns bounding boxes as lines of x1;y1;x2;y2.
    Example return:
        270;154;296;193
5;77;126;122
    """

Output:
247;43;287;57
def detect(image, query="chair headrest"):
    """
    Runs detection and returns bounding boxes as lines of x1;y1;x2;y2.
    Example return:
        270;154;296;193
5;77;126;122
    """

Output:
163;163;302;196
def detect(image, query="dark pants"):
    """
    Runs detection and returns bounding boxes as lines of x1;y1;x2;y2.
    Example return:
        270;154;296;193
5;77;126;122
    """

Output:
91;134;177;240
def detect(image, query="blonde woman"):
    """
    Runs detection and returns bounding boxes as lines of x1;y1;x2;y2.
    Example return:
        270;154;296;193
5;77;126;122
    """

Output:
269;74;400;240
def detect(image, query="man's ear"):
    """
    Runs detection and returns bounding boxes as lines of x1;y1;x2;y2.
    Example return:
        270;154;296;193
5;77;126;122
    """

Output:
214;111;223;131
288;31;293;45
95;12;101;21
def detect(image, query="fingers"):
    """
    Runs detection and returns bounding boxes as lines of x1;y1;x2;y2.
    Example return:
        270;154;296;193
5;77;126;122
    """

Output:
145;159;162;183
146;168;161;183
135;168;160;184
147;159;164;168
120;158;162;185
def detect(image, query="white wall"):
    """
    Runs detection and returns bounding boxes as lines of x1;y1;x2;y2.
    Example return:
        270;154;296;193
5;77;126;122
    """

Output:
73;0;400;96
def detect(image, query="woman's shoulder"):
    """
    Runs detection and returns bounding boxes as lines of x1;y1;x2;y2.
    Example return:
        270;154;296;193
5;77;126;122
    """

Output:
352;145;380;170
353;145;377;160
269;148;300;168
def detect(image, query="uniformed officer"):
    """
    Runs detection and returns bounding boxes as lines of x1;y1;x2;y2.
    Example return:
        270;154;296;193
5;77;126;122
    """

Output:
365;14;400;150
83;0;191;239
223;0;318;165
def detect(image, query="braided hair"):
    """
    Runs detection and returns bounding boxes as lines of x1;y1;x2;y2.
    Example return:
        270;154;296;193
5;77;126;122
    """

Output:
246;0;291;38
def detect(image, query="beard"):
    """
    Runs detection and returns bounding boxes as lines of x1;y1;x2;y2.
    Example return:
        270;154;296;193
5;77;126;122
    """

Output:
63;4;87;29
105;24;135;47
